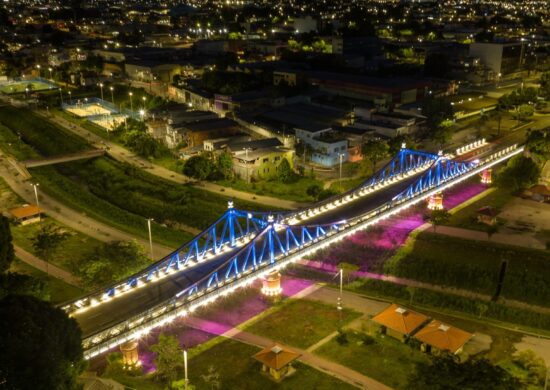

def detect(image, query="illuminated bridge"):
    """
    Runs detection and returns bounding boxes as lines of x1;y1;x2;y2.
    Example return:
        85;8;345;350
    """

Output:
60;141;523;359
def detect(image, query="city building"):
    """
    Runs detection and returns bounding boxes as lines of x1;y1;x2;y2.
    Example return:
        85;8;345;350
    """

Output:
469;42;525;78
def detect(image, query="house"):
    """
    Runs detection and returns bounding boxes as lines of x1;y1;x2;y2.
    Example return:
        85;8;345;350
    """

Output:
370;304;430;342
230;139;294;182
477;206;499;225
178;118;242;148
295;126;348;167
9;204;43;225
524;184;550;203
413;320;473;355
253;344;301;382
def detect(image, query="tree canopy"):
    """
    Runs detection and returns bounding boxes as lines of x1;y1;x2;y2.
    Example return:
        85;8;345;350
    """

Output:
150;333;185;384
361;138;389;173
0;295;84;389
496;155;540;192
183;155;214;181
408;355;521;389
0;216;15;273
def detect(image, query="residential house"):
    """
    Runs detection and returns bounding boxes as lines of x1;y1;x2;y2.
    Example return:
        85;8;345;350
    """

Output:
178;118;242;148
295;125;348;167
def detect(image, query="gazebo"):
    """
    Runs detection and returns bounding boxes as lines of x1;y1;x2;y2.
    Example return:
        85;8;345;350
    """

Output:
253;344;301;381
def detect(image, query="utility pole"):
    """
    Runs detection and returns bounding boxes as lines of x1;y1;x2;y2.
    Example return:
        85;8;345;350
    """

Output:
99;83;104;101
147;218;154;260
31;183;40;209
337;268;343;327
339;153;345;192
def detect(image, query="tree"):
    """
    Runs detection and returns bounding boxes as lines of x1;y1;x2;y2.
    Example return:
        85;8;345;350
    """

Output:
429;209;450;232
0;295;84;389
431;119;454;148
408;355;521;389
77;241;150;288
361;139;389;173
306;184;323;200
422;96;454;133
526;129;550;163
338;262;359;284
0;216;15;273
277;157;296;183
475;302;489;318
513;350;547;386
183;155;214;181
516;104;534;121
485;224;499;240
150;333;185;384
0;273;48;301
388;135;416;155
30;223;70;259
495;155;540;192
540;71;550;98
216;152;233;180
201;365;221;390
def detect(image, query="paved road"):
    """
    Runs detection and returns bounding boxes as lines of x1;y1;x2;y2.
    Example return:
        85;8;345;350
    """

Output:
0;150;174;257
39;110;307;210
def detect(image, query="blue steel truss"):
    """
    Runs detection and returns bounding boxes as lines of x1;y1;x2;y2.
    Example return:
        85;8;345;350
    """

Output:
93;206;268;299
392;156;479;203
182;220;347;298
300;147;439;212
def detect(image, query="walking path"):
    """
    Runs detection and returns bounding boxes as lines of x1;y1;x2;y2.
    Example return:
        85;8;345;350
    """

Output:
39;110;307;210
0;151;174;257
14;245;81;286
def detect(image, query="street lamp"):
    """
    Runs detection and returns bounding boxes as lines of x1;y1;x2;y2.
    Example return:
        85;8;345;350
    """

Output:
68;91;72;104
183;350;189;390
338;153;345;192
337;268;343;326
142;96;146;109
48;67;53;80
139;109;145;121
59;89;64;105
110;86;115;104
31;183;40;209
99;83;104;101
147;218;154;260
129;92;134;112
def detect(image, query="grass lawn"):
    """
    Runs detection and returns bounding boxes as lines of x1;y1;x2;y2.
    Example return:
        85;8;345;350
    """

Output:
329;176;366;193
0;177;23;212
446;186;513;231
0;81;56;94
316;331;430;389
10;259;85;303
10;217;103;273
217;177;323;203
244;299;362;349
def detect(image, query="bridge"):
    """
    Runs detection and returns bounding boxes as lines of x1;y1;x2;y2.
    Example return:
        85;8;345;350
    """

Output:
22;149;105;168
59;140;523;360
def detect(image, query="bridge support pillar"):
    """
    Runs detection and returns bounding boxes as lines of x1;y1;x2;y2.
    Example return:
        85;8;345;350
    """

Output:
120;339;140;368
261;271;282;298
481;169;492;185
427;193;444;210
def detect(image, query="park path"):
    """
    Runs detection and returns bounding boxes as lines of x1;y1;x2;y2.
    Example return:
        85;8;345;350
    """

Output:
14;245;81;286
0;150;174;257
38;110;307;210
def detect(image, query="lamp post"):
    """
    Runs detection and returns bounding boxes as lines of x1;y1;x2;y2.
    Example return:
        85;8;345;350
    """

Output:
99;83;104;101
59;89;64;105
147;218;154;260
183;350;189;390
339;153;345;192
142;96;146;109
36;64;41;76
31;183;40;209
48;67;53;80
129;92;134;112
68;91;72;104
110;86;115;105
139;109;145;121
337;268;343;327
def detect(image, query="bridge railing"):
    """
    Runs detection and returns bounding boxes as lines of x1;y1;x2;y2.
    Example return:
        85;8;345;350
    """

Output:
81;144;523;359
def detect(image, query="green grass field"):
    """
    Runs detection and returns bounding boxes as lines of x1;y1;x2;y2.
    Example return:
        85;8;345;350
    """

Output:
0;81;57;94
316;331;430;389
244;299;362;349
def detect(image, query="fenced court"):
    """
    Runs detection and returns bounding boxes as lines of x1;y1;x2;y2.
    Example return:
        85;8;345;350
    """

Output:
0;77;58;95
62;97;132;131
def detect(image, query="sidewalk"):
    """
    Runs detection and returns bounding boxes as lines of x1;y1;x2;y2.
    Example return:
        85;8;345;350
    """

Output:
15;245;80;286
40;110;307;210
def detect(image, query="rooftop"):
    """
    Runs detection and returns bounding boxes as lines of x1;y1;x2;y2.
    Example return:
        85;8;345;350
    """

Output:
9;204;43;219
371;304;429;335
253;344;301;370
413;320;473;354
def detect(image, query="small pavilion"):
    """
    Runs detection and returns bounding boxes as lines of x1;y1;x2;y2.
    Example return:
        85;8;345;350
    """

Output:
253;344;301;381
9;204;43;225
